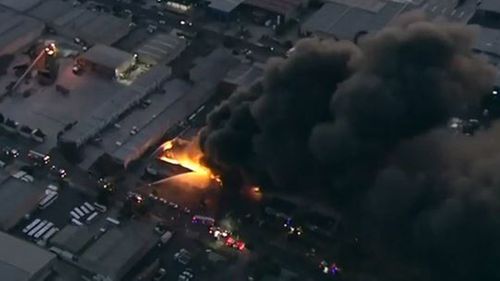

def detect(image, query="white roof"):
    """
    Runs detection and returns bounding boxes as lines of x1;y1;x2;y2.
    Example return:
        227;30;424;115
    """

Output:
81;44;132;70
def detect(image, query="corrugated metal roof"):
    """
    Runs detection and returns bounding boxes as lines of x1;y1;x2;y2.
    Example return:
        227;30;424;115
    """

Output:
209;0;246;13
111;49;239;165
27;0;130;45
475;27;500;58
0;231;55;280
301;3;349;37
326;0;386;12
81;44;132;70
223;62;264;89
0;177;45;231
190;48;239;83
61;65;171;147
244;0;305;16
302;1;406;40
0;0;40;12
479;0;500;14
112;79;189;165
51;225;94;254
79;221;157;281
135;31;186;64
0;6;44;55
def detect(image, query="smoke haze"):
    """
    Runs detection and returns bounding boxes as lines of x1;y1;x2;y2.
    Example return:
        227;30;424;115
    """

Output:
199;13;498;281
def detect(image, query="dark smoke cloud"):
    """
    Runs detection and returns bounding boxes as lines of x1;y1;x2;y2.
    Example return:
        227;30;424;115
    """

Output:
199;13;498;281
201;38;360;189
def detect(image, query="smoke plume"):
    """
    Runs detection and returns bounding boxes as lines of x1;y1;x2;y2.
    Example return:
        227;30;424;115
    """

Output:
199;13;498;281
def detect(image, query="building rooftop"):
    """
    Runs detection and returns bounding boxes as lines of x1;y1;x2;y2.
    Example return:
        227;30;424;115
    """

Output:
301;1;407;40
475;27;500;59
0;176;45;231
60;87;139;148
0;56;127;154
209;0;246;13
51;225;95;254
0;231;55;281
134;30;187;64
223;62;264;89
0;0;40;12
0;6;44;55
79;221;157;281
111;79;191;166
479;0;500;14
243;0;306;17
324;0;386;12
104;61;239;166
61;65;171;149
81;44;133;71
81;49;239;168
27;0;130;45
190;48;240;83
130;64;173;93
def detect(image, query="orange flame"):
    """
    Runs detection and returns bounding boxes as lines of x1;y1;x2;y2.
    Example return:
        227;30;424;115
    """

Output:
158;138;222;185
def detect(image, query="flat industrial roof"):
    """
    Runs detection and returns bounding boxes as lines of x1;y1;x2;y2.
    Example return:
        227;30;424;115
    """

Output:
243;0;306;17
0;177;45;231
302;1;406;40
0;6;44;55
72;49;238;168
130;64;172;93
60;88;140;147
61;65;171;148
223;62;264;89
209;0;245;13
79;221;157;280
0;0;40;12
0;231;55;281
111;79;190;165
92;49;239;167
81;44;132;70
134;31;187;64
475;27;500;58
324;0;386;12
190;48;239;83
0;56;127;154
51;225;94;254
479;0;500;14
27;0;130;45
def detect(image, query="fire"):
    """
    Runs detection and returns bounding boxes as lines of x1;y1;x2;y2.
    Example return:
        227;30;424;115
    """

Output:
158;138;221;185
247;185;263;201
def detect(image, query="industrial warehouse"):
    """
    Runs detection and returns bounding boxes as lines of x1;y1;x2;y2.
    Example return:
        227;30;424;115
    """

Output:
62;47;244;170
0;231;56;281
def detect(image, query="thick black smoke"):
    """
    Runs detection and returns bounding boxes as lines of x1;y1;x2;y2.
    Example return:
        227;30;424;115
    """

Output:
199;14;498;281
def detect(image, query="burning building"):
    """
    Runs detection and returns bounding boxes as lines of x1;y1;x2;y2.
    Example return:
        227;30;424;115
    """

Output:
159;138;210;174
156;138;221;185
199;13;500;281
144;138;224;213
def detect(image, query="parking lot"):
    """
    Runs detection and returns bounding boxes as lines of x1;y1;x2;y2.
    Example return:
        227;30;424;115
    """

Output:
10;178;96;239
